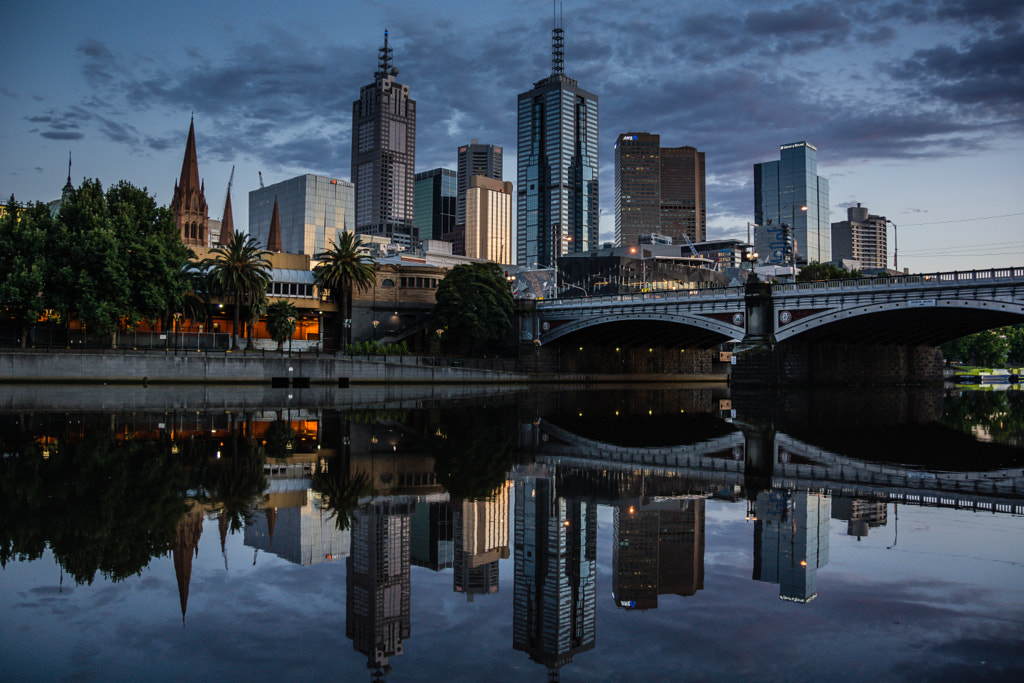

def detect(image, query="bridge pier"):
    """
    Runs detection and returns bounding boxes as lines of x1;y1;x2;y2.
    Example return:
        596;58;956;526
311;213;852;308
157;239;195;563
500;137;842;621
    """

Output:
732;342;943;387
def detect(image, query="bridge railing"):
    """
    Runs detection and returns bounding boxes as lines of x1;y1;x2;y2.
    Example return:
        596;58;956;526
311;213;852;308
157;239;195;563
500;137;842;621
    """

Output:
536;285;745;309
772;267;1024;294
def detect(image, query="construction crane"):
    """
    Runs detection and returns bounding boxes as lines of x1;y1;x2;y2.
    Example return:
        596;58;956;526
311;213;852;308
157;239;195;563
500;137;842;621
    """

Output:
258;171;264;188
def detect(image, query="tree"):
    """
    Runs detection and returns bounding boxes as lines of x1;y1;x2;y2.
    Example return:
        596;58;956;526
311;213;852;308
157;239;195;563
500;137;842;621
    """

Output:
942;329;1010;367
432;262;514;354
0;196;50;347
797;262;862;282
313;231;376;350
266;300;298;352
201;233;272;350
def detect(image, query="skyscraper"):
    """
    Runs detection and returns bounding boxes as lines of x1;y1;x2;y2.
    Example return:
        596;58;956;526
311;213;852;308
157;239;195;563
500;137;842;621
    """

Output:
249;174;354;255
465;175;513;263
517;21;598;267
752;490;830;602
413;168;456;242
831;203;888;270
457;140;502;227
753;141;830;266
352;31;417;249
614;132;705;247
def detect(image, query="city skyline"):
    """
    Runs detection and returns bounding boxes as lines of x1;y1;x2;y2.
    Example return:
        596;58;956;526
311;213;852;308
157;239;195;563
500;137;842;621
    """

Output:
2;1;1022;270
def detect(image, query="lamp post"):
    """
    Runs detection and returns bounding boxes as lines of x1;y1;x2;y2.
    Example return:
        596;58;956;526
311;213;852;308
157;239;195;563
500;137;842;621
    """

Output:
172;312;182;355
371;319;380;340
286;316;295;357
435;328;444;360
886;219;898;273
629;246;648;293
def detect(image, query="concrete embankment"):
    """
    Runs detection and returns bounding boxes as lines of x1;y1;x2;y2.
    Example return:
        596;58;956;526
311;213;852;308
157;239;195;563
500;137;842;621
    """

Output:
0;351;525;385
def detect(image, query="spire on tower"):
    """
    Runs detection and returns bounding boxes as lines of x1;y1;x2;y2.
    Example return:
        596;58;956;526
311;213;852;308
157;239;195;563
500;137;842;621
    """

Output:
551;1;564;75
375;29;394;81
62;151;74;200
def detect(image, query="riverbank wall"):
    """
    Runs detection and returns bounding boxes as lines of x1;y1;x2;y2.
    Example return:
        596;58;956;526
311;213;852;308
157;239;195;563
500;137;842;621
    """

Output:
0;351;728;386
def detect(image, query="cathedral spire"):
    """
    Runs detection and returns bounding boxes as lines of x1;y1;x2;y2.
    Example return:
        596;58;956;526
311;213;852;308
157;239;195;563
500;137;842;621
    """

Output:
267;196;282;252
171;116;209;247
179;116;201;193
220;188;234;244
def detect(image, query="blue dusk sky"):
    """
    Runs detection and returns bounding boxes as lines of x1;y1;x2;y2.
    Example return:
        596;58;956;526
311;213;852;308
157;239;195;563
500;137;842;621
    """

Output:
1;0;1022;271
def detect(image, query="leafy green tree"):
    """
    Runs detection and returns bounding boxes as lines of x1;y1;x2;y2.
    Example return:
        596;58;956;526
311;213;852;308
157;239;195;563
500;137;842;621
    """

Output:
266;300;298;352
201;233;272;350
942;329;1010;367
432;262;514;354
0;196;50;347
177;259;211;329
313;231;376;350
797;262;862;282
1006;325;1024;366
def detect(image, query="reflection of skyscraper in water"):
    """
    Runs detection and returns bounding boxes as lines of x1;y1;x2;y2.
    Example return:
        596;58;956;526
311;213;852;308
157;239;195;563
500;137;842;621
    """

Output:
613;498;705;610
346;500;412;678
244;490;351;566
410;500;454;571
454;483;510;600
831;496;887;540
752;490;830;602
513;475;596;677
172;502;205;623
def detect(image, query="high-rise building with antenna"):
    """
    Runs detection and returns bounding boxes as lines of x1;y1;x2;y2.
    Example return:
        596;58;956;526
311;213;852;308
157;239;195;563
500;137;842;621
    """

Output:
352;30;418;249
516;6;599;267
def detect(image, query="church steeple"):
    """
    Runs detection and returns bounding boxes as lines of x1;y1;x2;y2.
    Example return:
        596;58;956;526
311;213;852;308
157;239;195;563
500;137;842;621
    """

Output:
218;166;235;245
267;197;282;252
61;151;74;201
171;115;209;248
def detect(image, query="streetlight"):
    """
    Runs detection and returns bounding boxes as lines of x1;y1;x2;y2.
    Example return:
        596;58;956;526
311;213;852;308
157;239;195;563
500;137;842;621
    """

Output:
886;219;898;273
371;319;380;340
629;246;649;293
286;316;296;357
172;312;182;355
435;328;444;360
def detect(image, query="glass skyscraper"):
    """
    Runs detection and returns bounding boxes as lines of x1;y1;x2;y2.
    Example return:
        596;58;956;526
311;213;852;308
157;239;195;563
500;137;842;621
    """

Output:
413;168;456;242
248;174;354;255
753;141;830;266
456;140;502;227
517;25;598;267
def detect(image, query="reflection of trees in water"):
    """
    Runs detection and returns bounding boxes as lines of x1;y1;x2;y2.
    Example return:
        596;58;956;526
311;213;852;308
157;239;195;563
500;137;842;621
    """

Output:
0;428;189;585
432;408;516;501
943;391;1024;447
261;420;294;461
190;427;267;538
312;453;372;531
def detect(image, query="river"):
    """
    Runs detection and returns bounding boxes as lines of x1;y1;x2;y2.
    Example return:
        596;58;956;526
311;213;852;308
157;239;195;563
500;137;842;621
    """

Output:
1;384;1022;681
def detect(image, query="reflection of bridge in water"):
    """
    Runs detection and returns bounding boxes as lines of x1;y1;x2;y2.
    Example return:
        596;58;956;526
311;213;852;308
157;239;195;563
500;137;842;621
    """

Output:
532;421;1024;515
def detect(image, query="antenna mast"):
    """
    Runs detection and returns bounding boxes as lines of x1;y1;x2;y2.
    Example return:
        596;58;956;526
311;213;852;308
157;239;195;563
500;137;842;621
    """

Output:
551;1;564;75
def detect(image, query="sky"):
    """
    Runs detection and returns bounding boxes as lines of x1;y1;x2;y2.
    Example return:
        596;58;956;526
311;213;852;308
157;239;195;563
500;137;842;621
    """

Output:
2;0;1022;271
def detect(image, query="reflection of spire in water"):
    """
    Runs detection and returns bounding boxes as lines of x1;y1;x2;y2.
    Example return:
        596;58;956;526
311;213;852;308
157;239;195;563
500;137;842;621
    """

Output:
219;512;229;571
513;475;596;673
172;505;204;624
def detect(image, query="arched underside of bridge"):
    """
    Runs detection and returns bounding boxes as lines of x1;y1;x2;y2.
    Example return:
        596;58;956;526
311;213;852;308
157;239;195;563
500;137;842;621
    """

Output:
776;302;1024;345
540;315;737;350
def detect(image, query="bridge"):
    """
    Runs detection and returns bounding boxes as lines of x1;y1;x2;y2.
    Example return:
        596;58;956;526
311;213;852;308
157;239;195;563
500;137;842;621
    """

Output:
531;420;1024;514
523;267;1024;348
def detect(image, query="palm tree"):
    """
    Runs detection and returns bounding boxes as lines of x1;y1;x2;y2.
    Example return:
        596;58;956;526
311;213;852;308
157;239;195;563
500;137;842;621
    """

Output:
312;231;376;350
265;300;298;352
201;233;272;350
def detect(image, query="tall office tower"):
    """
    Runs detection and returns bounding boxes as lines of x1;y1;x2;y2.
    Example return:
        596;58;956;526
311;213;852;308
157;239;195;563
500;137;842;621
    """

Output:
171;117;209;248
413;168;456;242
754;141;830;266
513;475;596;676
614;133;661;247
614;133;705;247
517;21;599;267
347;500;412;676
831;203;888;270
465;175;513;262
660;145;706;245
453;486;510;600
352;31;417;249
752;490;830;603
249;174;354;255
457;140;503;226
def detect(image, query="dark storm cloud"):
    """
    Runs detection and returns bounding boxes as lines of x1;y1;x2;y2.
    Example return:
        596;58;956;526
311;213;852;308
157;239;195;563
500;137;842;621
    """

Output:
40;131;85;140
26;108;89;141
891;28;1024;112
